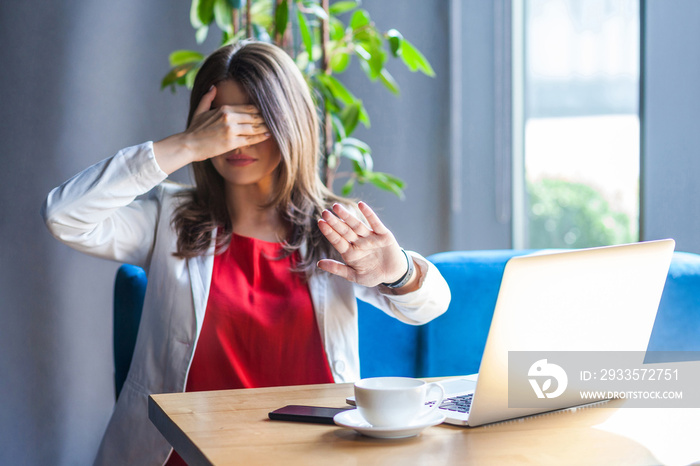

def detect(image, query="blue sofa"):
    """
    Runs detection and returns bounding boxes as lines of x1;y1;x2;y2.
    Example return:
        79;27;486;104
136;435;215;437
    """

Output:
114;250;700;396
360;250;700;379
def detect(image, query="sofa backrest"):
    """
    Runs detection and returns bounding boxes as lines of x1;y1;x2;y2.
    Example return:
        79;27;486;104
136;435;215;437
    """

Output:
357;300;421;378
115;249;700;389
419;250;534;377
361;249;700;377
113;264;147;399
647;251;700;354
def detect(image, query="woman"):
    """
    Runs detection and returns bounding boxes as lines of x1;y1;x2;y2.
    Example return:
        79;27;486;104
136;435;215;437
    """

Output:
42;40;450;465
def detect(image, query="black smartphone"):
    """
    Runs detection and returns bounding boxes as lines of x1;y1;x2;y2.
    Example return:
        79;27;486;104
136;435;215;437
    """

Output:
268;405;355;425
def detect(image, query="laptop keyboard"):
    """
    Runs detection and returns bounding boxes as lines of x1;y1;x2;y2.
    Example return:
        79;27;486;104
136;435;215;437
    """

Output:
427;393;473;414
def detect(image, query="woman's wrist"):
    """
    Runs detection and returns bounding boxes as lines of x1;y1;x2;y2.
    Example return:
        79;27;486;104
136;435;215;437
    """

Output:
382;249;414;288
380;250;422;294
153;133;196;175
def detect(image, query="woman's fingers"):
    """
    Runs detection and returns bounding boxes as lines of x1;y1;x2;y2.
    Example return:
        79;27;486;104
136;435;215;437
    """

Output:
316;259;355;281
230;112;265;126
184;99;272;160
223;104;263;115
331;203;372;237
321;208;363;244
318;218;351;254
240;131;272;147
193;85;218;118
358;201;389;235
220;105;266;128
234;122;270;137
320;202;390;248
317;201;408;287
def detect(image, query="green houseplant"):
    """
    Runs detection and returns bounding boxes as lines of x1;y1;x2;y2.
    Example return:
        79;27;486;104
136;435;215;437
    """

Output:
527;178;635;248
162;0;434;197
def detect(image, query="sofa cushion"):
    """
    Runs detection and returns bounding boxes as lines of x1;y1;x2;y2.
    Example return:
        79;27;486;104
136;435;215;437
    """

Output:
420;250;535;377
648;251;700;353
357;299;421;378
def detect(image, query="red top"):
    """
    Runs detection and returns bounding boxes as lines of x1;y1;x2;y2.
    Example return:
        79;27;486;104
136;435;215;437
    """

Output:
185;233;333;391
166;233;334;465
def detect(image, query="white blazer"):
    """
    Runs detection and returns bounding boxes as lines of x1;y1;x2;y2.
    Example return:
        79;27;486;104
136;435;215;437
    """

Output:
42;142;451;465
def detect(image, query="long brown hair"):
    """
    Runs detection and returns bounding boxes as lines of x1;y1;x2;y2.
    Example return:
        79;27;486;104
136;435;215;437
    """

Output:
172;40;345;271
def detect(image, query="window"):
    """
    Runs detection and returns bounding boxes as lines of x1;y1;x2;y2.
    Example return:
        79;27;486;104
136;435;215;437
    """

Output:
516;0;640;248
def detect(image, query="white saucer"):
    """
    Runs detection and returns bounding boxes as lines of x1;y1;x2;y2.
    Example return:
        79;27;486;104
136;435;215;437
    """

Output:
333;409;446;439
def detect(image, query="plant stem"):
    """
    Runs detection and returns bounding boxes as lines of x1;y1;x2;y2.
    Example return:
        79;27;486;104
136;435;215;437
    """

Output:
320;0;330;73
320;0;335;190
246;0;252;37
232;8;239;34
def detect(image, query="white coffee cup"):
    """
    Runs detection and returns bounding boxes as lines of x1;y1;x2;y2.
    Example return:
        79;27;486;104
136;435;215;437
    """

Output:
354;377;446;428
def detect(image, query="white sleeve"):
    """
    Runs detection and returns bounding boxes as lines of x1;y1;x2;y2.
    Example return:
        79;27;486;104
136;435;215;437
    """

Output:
41;142;170;268
353;251;451;325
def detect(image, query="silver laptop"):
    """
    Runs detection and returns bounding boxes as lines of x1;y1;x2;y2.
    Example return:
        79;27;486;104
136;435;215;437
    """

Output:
434;239;675;426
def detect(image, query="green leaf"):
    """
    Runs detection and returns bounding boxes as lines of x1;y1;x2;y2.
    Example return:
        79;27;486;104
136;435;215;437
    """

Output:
343;146;371;172
331;113;347;141
252;23;271;42
329;17;345;41
358;102;370;127
366;172;405;198
340;145;363;163
354;44;370;60
318;75;356;106
329;1;358;16
379;68;400;95
161;62;199;90
339;102;361;136
379;172;405;189
386;29;403;57
341;177;356;196
311;75;335;108
196;25;210;44
330;51;351;73
297;10;314;60
363;152;373;172
185;67;199;89
352;160;367;178
221;29;234;44
349;9;370;30
327;152;339;170
355;42;384;82
227;0;243;8
366;45;386;80
342;137;370;153
214;0;232;31
222;29;246;46
169;50;205;67
400;38;435;77
306;3;328;20
191;0;216;28
251;0;274;29
275;0;289;37
295;50;310;71
190;0;204;28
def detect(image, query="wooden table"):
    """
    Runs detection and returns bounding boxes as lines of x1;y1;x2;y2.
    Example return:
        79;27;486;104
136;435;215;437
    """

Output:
149;380;700;465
